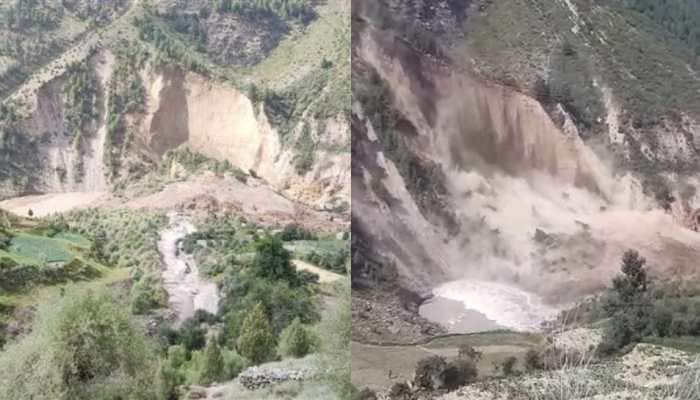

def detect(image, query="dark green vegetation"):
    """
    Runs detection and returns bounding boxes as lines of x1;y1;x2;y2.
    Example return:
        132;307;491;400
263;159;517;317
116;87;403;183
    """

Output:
278;317;318;358
104;47;148;179
55;208;168;314
0;288;160;400
158;218;345;397
162;147;248;182
211;0;313;21
0;208;350;399
265;62;350;142
64;61;99;142
217;235;319;345
0;0;129;98
284;237;350;275
182;218;349;276
623;0;700;56
136;0;314;70
573;250;700;355
64;60;99;180
135;0;313;71
158;318;247;397
134;11;211;74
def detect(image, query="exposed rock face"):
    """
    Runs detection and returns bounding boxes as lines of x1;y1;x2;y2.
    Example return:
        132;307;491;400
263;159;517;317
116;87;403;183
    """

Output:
139;66;349;210
0;57;350;211
352;0;700;338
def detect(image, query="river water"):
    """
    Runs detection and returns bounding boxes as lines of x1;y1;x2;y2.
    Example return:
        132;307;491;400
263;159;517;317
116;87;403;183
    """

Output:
159;213;219;324
419;279;560;333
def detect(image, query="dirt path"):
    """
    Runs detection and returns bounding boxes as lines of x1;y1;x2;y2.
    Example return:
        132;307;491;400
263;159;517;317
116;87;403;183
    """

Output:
292;259;342;283
159;213;219;324
0;192;107;217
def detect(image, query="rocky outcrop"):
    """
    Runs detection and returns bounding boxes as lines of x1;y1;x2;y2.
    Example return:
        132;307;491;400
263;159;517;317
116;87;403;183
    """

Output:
237;364;318;390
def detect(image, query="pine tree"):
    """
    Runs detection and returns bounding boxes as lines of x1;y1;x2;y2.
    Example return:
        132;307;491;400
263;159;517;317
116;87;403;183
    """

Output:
199;338;225;384
237;303;277;364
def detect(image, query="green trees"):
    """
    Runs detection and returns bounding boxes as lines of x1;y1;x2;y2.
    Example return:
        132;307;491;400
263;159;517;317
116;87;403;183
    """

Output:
63;62;98;147
199;339;225;384
213;0;313;21
237;303;277;364
624;0;700;55
0;288;159;400
598;250;654;355
278;317;317;358
251;236;299;285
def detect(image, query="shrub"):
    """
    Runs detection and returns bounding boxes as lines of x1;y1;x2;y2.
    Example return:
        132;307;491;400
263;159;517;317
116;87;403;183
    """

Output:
278;317;317;358
458;344;483;362
444;358;478;390
0;288;159;399
237;303;277;364
525;349;544;370
414;355;447;390
251;236;300;285
278;224;316;241
192;309;217;324
178;319;207;353
387;382;411;400
130;273;167;314
62;258;100;281
356;388;378;400
501;356;518;376
653;304;674;337
0;229;12;250
221;348;247;380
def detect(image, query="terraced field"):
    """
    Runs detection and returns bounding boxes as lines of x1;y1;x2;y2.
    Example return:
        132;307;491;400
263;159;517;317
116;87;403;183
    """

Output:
352;331;546;392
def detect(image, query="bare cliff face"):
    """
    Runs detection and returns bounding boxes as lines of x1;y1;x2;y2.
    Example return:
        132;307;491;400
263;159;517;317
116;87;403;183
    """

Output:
352;0;700;341
140;66;350;210
0;0;350;212
0;53;349;211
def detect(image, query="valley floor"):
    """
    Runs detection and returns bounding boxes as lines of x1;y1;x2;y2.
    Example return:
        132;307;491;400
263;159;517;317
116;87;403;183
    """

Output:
0;172;345;231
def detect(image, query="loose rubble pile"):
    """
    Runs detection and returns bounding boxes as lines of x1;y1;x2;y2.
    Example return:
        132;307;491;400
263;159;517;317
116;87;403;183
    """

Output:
238;365;318;390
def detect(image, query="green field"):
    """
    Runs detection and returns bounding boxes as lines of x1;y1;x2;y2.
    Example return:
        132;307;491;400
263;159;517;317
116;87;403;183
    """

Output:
8;233;80;264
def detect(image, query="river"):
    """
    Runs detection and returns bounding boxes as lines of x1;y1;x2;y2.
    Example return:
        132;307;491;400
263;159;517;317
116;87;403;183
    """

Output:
159;213;219;324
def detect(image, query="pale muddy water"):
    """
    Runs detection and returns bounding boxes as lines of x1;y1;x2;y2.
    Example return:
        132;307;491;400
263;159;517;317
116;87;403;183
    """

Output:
419;279;560;333
159;213;219;324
